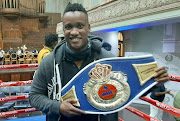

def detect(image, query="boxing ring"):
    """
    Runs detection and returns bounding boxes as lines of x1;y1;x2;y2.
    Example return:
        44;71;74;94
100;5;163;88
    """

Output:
0;64;180;121
4;115;46;121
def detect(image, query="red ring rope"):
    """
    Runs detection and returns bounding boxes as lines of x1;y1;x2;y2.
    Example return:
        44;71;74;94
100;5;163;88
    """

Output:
169;74;180;82
0;80;33;87
0;64;38;70
0;108;38;117
140;97;180;117
0;95;29;103
118;117;124;121
125;106;159;121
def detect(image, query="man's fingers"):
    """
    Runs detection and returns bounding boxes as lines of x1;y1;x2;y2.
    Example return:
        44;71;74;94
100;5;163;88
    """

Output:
159;73;169;78
155;66;165;72
157;77;169;82
154;77;169;82
153;68;167;78
60;98;86;117
62;104;86;117
71;106;87;115
66;98;78;104
154;73;169;81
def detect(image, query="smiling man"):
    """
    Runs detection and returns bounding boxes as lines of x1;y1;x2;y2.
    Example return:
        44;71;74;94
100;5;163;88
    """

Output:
63;11;90;53
29;3;169;121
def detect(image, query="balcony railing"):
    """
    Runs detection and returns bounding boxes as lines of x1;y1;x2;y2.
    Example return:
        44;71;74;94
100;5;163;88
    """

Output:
1;0;19;9
0;0;46;17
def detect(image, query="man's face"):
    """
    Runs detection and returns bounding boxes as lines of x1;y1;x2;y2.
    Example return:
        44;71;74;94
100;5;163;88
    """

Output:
63;11;90;52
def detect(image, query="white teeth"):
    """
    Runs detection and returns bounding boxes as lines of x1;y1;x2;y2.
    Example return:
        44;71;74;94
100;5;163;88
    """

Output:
71;38;78;41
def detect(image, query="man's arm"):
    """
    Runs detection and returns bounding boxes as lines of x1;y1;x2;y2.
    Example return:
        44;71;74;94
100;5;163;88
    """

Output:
154;90;170;96
29;60;60;116
29;58;85;117
155;90;173;96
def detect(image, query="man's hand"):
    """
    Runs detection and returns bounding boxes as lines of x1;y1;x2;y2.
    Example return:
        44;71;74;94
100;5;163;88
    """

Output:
153;67;169;86
165;90;174;97
60;99;86;117
165;90;171;94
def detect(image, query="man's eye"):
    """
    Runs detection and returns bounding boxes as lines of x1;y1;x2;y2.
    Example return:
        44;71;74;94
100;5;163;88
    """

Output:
77;24;84;29
65;25;72;30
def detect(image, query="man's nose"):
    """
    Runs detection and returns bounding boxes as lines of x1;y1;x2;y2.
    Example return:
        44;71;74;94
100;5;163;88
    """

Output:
70;28;79;35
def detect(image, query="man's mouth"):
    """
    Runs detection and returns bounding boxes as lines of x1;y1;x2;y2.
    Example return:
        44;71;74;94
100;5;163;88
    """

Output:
70;37;81;42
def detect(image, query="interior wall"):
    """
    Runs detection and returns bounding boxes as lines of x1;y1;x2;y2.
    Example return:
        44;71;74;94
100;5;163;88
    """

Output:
123;25;163;53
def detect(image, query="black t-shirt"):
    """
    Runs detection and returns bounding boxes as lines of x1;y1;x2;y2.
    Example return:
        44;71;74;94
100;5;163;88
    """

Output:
60;54;98;121
150;85;166;102
61;57;94;88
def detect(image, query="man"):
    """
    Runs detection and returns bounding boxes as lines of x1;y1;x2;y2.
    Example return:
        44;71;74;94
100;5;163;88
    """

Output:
21;45;27;53
150;85;172;121
0;48;5;58
8;47;15;55
29;3;169;121
30;47;38;54
16;47;22;55
0;48;5;65
37;33;58;64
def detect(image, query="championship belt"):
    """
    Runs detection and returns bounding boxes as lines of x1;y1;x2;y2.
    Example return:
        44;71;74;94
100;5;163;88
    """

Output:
61;55;158;114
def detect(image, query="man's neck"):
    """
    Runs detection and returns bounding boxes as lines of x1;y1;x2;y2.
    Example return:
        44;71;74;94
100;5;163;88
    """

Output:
44;46;50;50
74;60;83;69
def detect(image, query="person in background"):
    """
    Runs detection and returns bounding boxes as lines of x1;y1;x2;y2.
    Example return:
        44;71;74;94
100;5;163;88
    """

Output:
0;48;5;57
0;48;5;65
30;47;38;53
29;3;169;121
174;91;180;121
37;33;58;64
21;45;27;53
150;85;173;121
16;47;21;55
8;47;15;54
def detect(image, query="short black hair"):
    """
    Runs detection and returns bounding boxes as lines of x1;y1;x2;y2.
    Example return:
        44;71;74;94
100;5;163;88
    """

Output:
45;34;58;47
63;3;88;16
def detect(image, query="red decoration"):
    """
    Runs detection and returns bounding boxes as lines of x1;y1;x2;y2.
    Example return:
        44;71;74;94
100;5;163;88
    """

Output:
169;74;180;82
98;84;117;100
